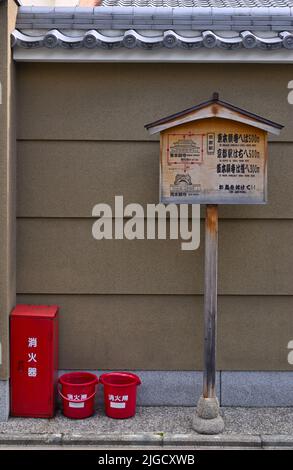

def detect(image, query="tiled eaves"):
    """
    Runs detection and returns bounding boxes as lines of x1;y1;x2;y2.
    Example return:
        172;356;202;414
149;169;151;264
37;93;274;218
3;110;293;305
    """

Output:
11;28;293;50
102;0;293;5
15;6;293;32
13;5;293;52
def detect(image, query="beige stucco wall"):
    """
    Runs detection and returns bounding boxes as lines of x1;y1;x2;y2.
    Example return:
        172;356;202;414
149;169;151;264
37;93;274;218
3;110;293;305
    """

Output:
15;62;293;371
0;1;17;380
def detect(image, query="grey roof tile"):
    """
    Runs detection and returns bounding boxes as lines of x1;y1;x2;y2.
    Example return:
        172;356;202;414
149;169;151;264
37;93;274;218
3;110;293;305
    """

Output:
73;7;95;17
191;7;213;16
272;24;293;29
270;19;293;23
32;23;58;30
93;7;113;17
93;19;113;25
191;17;213;22
16;18;36;24
55;18;75;24
212;19;234;23
279;31;293;48
51;9;75;19
33;8;55;18
16;23;34;29
268;7;292;15
191;23;219;28
211;8;234;16
112;7;134;14
228;8;251;15
173;19;194;24
231;15;268;20
253;19;274;24
17;7;33;16
213;25;234;30
31;18;54;24
72;23;97;29
14;3;293;48
73;18;95;23
46;24;74;30
100;0;293;6
12;25;293;51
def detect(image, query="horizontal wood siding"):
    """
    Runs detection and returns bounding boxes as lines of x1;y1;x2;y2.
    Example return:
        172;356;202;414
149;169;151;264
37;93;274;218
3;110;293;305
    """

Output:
16;62;293;370
17;219;293;295
16;294;293;371
17;63;290;142
17;141;293;219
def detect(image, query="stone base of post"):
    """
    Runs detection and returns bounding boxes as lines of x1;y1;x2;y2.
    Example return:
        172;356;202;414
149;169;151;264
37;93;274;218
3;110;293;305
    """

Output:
192;396;225;435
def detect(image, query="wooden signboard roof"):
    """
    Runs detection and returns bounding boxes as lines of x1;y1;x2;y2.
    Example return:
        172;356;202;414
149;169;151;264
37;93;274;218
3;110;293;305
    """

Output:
145;93;283;136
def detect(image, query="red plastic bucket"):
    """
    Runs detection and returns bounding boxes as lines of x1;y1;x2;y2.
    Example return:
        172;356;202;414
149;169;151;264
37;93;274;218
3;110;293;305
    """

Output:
58;372;98;419
100;372;141;419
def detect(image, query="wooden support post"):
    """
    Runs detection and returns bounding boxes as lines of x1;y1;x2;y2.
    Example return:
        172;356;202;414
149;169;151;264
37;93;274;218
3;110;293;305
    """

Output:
192;204;223;433
203;204;218;399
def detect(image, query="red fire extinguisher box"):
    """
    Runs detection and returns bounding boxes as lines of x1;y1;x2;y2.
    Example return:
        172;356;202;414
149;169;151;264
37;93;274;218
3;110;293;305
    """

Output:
10;304;59;418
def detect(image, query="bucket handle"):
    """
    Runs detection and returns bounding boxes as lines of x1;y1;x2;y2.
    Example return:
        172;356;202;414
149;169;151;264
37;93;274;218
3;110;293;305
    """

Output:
58;384;97;403
100;373;141;386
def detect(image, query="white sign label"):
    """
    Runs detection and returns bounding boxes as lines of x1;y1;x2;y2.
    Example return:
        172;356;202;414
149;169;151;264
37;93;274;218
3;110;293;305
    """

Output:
69;402;85;409
110;402;126;409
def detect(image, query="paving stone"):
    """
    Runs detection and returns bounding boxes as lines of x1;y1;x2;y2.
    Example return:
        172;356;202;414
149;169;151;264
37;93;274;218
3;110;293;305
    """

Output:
0;381;9;423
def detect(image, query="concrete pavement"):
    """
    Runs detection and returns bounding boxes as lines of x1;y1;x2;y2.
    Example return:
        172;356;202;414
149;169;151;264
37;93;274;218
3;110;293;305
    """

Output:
0;407;292;449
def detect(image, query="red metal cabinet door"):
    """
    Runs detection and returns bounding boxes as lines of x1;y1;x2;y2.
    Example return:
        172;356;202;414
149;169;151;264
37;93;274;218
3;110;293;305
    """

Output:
10;316;56;417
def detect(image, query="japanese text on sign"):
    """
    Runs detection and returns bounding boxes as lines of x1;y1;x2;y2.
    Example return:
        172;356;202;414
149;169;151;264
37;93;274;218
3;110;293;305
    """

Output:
27;337;38;378
160;120;267;205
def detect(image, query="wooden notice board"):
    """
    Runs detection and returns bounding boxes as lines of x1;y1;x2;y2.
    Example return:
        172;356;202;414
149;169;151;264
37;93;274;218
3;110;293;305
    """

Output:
146;94;283;206
160;118;267;205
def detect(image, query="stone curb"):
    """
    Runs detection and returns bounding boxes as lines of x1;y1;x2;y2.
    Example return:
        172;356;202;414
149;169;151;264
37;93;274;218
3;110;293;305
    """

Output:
163;433;262;448
261;434;293;449
0;432;292;448
0;433;63;445
61;433;163;446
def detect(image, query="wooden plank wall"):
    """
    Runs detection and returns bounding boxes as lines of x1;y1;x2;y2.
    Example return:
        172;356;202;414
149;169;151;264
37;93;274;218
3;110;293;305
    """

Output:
16;63;293;371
